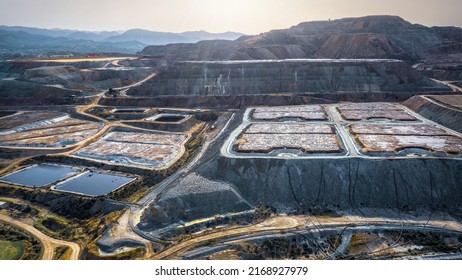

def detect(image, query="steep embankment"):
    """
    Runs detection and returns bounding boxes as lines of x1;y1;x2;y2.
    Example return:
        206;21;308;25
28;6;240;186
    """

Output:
422;68;462;81
127;60;449;96
403;95;462;133
101;92;455;109
19;66;153;90
138;173;252;231
198;157;462;211
0;60;108;74
139;156;462;231
0;79;82;106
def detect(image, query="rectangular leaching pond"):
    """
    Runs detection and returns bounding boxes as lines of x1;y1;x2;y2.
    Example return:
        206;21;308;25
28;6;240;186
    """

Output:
53;171;135;196
0;164;80;187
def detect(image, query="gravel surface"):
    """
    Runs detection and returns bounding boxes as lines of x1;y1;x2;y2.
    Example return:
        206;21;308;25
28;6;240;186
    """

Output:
163;173;235;199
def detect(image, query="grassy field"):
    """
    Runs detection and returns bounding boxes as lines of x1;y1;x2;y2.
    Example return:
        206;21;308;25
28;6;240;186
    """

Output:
53;246;71;260
0;240;25;260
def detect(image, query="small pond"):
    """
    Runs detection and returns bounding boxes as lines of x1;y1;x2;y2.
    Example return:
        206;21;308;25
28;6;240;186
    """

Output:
53;171;135;196
0;164;80;187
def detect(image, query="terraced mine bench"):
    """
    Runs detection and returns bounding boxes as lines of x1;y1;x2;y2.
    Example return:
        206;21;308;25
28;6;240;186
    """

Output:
0;111;102;148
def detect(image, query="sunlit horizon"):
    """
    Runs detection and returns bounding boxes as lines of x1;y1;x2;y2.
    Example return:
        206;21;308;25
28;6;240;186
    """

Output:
0;0;461;35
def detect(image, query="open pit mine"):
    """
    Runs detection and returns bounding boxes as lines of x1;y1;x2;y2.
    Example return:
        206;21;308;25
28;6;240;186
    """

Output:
1;15;462;260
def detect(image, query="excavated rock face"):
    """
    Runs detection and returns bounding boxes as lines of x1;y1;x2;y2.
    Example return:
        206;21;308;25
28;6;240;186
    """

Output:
419;65;462;81
141;40;243;61
138;173;252;230
199;157;462;212
0;79;82;106
19;66;153;90
139;16;462;62
139;156;462;231
128;60;448;96
403;95;462;133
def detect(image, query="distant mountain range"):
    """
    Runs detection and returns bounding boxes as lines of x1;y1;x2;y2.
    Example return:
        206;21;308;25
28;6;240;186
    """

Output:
0;25;244;55
3;16;462;62
141;15;462;63
103;29;242;45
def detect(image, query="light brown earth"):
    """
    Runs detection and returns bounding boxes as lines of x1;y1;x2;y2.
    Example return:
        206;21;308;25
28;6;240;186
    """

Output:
152;215;306;260
0;213;80;260
428;95;462;110
152;214;462;260
102;209;153;256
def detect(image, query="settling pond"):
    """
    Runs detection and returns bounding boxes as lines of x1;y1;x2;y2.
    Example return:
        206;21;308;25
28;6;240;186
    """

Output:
53;171;135;196
0;164;80;187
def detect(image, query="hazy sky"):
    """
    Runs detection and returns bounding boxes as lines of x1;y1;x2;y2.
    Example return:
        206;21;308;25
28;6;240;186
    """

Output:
0;0;461;34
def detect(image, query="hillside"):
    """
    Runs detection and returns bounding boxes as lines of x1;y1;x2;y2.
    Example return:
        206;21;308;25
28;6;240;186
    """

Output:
104;29;243;45
140;15;462;62
0;26;244;56
127;59;449;96
0;29;145;55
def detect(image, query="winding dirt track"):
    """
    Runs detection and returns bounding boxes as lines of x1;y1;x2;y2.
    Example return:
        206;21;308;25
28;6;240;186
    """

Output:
0;213;80;260
152;216;305;260
152;215;462;260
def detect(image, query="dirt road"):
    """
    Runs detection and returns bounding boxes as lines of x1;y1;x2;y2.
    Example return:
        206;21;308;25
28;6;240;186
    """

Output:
152;214;462;260
152;215;305;259
0;213;81;260
430;78;462;92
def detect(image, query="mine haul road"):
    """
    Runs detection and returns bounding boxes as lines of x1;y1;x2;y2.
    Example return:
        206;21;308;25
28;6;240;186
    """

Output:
126;113;236;242
0;72;158;173
152;215;462;260
0;213;81;260
430;78;462;92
